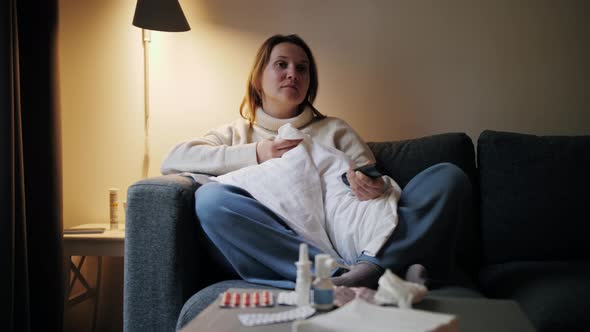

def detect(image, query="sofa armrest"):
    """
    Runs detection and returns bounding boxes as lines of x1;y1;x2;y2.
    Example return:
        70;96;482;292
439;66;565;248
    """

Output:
124;174;203;332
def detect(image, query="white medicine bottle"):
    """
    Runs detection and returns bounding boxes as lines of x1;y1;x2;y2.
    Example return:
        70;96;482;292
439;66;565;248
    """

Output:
295;243;312;307
312;254;336;311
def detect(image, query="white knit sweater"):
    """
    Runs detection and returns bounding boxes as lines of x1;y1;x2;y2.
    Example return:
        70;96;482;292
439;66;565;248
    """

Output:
161;106;376;176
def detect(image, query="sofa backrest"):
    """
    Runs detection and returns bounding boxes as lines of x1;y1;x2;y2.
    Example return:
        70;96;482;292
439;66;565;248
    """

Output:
368;132;480;274
478;130;590;265
368;133;477;188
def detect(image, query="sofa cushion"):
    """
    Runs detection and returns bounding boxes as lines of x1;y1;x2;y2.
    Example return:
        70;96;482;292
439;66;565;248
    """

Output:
369;132;480;275
368;132;477;189
477;130;590;265
480;260;590;332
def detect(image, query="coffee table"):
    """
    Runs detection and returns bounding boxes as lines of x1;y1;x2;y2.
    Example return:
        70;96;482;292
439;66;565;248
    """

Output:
180;288;536;332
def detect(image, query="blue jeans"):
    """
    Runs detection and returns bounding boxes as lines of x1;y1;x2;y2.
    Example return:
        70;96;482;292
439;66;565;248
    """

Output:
195;162;471;289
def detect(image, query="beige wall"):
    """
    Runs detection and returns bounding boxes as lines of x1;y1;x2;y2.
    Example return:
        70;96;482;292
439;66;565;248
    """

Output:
58;0;589;228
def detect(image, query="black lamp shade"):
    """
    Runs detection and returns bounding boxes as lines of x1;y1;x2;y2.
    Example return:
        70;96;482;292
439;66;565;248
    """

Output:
132;0;190;32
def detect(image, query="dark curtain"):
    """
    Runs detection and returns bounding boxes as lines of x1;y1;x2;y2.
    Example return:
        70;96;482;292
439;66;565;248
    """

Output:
1;0;63;331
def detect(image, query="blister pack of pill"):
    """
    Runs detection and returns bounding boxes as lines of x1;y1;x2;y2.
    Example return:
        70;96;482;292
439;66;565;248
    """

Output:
218;290;274;308
276;291;298;306
238;305;316;326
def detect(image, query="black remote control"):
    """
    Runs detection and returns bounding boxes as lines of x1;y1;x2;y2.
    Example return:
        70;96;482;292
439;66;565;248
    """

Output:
341;164;383;186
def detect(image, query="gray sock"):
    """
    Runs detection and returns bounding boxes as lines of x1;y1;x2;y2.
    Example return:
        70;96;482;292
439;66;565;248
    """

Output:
331;261;384;289
404;263;428;285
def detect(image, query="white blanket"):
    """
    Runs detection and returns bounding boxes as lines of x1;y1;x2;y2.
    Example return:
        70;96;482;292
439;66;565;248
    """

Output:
213;124;402;265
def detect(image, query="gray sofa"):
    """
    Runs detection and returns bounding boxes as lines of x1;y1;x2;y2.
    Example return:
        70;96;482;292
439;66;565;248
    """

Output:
124;130;590;332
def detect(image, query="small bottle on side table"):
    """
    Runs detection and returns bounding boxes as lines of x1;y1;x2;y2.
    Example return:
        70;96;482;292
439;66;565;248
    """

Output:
109;188;119;230
313;254;337;311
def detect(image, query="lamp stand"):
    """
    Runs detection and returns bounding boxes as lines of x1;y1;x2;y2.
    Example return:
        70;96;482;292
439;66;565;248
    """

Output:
141;29;151;178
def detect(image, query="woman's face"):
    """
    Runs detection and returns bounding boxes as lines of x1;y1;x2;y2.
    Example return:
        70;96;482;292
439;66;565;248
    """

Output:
260;42;310;119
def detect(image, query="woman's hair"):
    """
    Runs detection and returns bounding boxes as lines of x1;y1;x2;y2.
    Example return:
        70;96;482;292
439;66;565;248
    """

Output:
239;34;325;124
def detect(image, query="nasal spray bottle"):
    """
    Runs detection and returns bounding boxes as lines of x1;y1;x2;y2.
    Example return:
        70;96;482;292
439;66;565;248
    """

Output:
313;254;337;311
295;243;312;307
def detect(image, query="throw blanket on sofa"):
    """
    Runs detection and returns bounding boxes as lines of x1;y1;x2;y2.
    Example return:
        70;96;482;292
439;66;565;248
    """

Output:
213;124;402;265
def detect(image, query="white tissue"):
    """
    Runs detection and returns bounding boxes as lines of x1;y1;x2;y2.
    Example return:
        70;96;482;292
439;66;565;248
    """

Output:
373;269;428;309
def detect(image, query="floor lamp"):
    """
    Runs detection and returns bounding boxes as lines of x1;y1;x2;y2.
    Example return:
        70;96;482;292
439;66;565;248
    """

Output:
132;0;190;178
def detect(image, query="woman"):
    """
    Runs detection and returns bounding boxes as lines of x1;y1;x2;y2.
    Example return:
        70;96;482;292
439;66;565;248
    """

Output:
161;34;471;289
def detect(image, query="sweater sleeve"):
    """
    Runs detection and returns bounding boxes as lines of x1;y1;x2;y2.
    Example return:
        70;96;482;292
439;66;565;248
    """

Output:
330;118;376;167
160;123;258;176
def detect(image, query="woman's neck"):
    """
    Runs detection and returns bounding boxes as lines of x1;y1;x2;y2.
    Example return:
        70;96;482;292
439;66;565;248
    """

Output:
255;106;314;131
260;99;302;119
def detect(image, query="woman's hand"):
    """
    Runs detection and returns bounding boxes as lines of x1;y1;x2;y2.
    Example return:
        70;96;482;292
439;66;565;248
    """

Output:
256;137;303;163
346;169;385;201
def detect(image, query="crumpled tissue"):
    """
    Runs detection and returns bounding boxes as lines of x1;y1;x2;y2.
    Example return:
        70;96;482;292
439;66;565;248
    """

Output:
373;269;428;309
332;269;428;308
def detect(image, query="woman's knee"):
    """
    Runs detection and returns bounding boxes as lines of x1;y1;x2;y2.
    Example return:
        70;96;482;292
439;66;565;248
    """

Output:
194;182;232;225
429;162;472;198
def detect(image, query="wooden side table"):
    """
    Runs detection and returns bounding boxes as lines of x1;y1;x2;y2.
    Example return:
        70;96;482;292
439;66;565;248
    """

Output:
63;223;125;332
